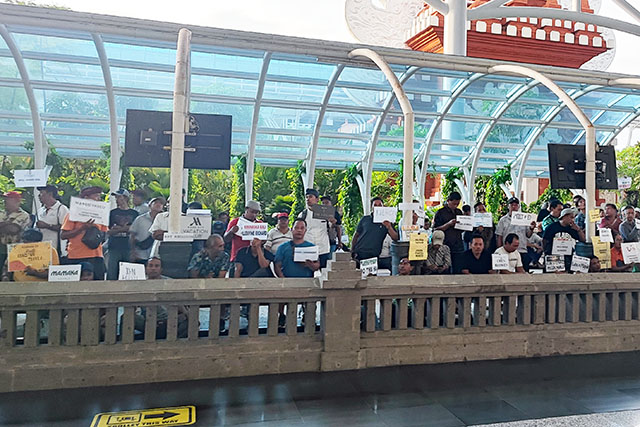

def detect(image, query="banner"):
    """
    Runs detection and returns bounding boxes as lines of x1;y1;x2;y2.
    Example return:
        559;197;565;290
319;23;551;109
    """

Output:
240;222;269;240
408;232;428;260
373;206;397;224
360;257;378;279
180;214;212;240
13;169;47;187
8;241;51;272
118;262;146;280
48;264;81;282
511;212;536;227
69;196;110;226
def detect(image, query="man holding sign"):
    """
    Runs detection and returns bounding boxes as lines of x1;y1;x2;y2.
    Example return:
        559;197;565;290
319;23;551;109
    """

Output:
224;200;263;265
433;192;465;273
619;206;639;243
493;233;524;274
0;191;31;273
6;229;59;282
496;197;535;272
351;197;399;270
542;208;585;272
274;219;320;278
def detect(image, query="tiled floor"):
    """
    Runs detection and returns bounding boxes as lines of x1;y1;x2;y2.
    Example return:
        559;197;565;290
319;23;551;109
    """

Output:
2;352;640;426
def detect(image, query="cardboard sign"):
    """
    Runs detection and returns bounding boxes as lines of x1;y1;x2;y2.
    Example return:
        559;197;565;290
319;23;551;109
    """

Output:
240;222;268;240
591;236;611;269
599;228;613;243
636;219;640;230
511;212;536;227
69;196;110;226
398;202;420;211
180;214;212;240
373;206;397;224
163;232;194;242
473;213;493;228
588;209;601;223
622;242;640;264
294;245;319;262
545;255;565;272
454;215;474;231
7;241;51;272
118;262;146;280
310;204;335;221
360;257;378;279
409;232;428;260
48;264;81;282
234;216;252;236
618;176;632;189
90;405;196;427
13;169;47;187
552;237;574;256
492;253;510;271
570;254;590;273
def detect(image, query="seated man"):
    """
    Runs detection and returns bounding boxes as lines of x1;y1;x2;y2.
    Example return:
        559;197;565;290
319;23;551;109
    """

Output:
423;230;451;274
234;238;274;277
274;219;320;278
493;233;525;274
589;256;601;273
79;262;95;281
4;228;59;282
398;257;415;276
611;234;632;272
187;234;230;278
461;234;495;274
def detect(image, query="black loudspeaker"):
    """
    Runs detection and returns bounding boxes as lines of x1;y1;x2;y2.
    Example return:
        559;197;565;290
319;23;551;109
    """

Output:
124;109;232;170
547;144;617;190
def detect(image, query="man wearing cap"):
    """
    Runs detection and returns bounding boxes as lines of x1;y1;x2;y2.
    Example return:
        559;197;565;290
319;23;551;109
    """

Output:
351;197;399;270
495;197;535;272
298;189;333;268
433;191;465;273
131;189;150;215
423;230;451;274
130;196;165;264
106;189;139;280
542;208;585;270
619;206;639;243
0;191;31;271
224;200;263;264
60;186;108;280
265;212;292;255
36;185;69;258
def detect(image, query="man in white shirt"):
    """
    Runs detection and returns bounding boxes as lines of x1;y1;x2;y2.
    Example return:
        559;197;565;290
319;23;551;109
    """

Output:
130;196;165;263
493;232;525;274
298;188;332;268
265;212;292;255
495;197;535;271
35;185;69;257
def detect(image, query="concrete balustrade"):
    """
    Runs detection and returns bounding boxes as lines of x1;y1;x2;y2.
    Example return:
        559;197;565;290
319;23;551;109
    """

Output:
2;255;640;393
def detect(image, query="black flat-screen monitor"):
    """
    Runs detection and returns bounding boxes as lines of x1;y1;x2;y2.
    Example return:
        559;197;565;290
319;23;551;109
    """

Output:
547;144;617;190
124;109;232;170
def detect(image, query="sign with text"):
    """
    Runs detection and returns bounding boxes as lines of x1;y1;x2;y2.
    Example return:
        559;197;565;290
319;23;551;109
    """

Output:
454;215;474;231
618;176;632;189
588;209;601;223
185;208;211;216
69;196;110;226
360;257;378;279
552;237;574;256
180;214;211;240
398;202;420;211
570;254;590;273
13;168;47;187
163;232;194;242
373;206;397;224
492;253;510;271
240;222;269;241
310;204;335;221
8;241;51;272
48;264;81;282
409;232;428;260
473;213;493;228
591;236;611;270
90;405;195;427
510;212;536;227
294;245;319;262
599;228;613;243
622;242;640;264
545;255;565;273
234;216;252;236
118;262;146;280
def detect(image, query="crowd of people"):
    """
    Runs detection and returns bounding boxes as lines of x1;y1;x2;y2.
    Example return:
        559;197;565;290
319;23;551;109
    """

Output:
1;184;639;282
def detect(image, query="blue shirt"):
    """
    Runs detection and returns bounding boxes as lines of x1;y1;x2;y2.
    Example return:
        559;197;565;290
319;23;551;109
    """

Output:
275;240;316;278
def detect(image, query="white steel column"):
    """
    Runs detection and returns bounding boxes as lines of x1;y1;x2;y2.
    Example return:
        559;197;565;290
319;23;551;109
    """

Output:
304;64;345;189
245;52;272;203
349;48;414;232
168;28;191;233
92;33;121;195
444;0;468;55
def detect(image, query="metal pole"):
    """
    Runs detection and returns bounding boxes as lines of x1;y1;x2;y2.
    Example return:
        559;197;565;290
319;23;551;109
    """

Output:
169;28;191;233
443;0;468;55
585;126;596;241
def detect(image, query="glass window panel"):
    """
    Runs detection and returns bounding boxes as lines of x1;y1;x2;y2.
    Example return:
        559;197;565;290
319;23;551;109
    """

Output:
13;33;97;57
0;87;29;111
576;90;625;107
268;60;334;80
104;43;175;65
320;111;376;134
537;128;581;145
438;120;484;141
486;125;536;144
110;67;174;91
552;108;600;124
192;51;262;74
462;79;516;97
263;81;325;103
614;95;640;109
503;102;552;120
407;96;445;114
451;98;500;117
328;87;389;108
192;75;257;98
406;71;465;92
258;107;317;130
24;59;105;85
115;95;172;118
594;111;628;126
0;57;20;78
257;133;308;146
189;101;253;128
339;67;387;85
37;90;109;117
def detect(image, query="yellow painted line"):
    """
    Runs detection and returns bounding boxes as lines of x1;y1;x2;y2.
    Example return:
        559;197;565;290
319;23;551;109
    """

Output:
90;405;195;427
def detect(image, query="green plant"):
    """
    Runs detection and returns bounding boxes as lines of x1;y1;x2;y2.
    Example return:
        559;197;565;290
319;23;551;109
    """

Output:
338;164;363;239
229;155;247;218
442;167;463;198
526;187;574;214
482;165;512;221
286;161;306;224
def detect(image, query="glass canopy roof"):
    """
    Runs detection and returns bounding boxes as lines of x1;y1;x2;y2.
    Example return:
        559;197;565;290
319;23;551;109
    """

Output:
1;4;639;179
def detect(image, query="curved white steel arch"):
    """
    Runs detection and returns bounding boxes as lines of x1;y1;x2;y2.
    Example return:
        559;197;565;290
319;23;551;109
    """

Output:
602;109;640;146
568;93;627;146
360;66;419;215
303;64;345;189
416;72;486;204
0;25;46;169
465;80;541;204
245;51;272;203
92;33;121;195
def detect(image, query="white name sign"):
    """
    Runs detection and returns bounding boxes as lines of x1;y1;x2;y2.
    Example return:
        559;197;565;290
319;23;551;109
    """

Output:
618;176;632;190
570;254;590;273
14;169;48;187
48;264;81;282
163;232;194;242
511;212;536;227
180;214;212;240
360;257;378;279
622;242;640;265
599;228;613;243
241;222;269;240
69;196;110;226
454;215;474;231
492;253;510;271
373;206;398;224
118;262;146;280
473;213;493;228
545;255;565;273
294;245;319;262
552;237;574;256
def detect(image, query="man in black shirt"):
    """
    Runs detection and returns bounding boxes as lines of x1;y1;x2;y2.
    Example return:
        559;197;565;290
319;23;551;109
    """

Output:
106;189;138;280
433;191;465;273
542;208;585;256
234;238;274;277
461;234;495;274
352;197;399;269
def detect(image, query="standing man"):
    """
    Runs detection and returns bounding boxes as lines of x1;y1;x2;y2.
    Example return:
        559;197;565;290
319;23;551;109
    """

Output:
106;189;138;280
60;186;108;280
187;234;230;278
320;196;343;253
274;219;320;278
599;203;622;238
298;189;332;268
131;189;150;215
463;201;495;253
36;185;69;261
0;191;31;271
495;197;535;272
265;212;292;255
130;196;165;264
351;197;399;270
433;191;465;273
541;199;563;231
224;200;263;264
618;206;639;243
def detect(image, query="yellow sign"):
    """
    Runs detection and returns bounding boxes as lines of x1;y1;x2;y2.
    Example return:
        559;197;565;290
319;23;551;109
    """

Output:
7;241;51;272
592;236;611;269
588;209;601;223
409;232;428;261
90;406;195;427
